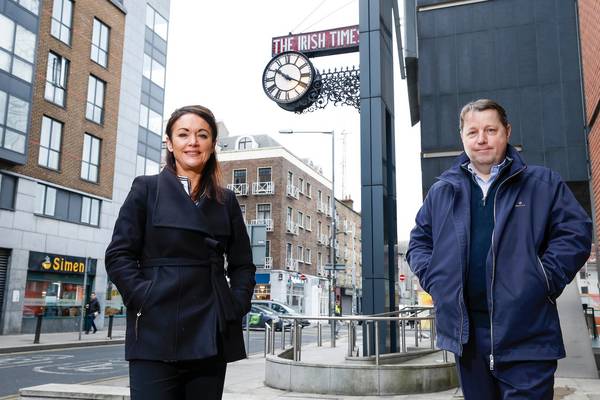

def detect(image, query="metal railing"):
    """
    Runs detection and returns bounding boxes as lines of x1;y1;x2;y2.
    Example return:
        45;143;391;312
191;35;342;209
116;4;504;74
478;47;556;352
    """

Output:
252;181;274;195
250;218;273;231
227;183;248;196
263;306;446;366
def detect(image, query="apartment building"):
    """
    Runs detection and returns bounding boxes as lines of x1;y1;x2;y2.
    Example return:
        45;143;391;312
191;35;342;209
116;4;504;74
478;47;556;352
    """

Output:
218;133;362;316
0;0;170;334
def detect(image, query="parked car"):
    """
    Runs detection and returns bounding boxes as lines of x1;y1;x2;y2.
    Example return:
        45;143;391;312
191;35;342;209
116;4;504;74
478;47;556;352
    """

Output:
242;304;282;330
252;300;310;327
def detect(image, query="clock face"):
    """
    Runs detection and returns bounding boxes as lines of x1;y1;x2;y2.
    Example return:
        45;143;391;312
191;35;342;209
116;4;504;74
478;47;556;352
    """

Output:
262;51;314;104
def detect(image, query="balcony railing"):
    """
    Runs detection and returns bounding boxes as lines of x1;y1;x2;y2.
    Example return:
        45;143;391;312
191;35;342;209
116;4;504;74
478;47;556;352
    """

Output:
264;257;272;269
285;257;299;271
317;234;328;245
286;220;299;235
252;181;274;195
317;201;327;214
227;183;248;196
250;218;273;232
286;184;300;199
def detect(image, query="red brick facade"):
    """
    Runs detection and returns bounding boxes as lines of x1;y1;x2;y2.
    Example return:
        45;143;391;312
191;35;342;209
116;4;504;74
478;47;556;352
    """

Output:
578;0;600;239
6;0;125;199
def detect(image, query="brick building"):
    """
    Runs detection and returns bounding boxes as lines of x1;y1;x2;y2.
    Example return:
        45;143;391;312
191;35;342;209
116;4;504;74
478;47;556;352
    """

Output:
218;133;362;316
0;0;170;334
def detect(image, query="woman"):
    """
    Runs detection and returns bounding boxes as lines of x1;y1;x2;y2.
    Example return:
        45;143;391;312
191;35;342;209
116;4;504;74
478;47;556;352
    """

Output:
105;105;256;399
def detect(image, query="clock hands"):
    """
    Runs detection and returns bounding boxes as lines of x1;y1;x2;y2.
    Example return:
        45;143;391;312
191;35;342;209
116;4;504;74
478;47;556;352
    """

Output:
276;69;300;83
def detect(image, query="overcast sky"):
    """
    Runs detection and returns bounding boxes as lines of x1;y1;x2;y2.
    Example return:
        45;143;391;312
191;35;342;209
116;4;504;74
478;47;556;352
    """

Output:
164;0;423;241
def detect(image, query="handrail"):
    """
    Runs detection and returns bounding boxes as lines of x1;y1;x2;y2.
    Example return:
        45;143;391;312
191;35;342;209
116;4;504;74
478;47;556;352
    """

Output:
268;312;442;365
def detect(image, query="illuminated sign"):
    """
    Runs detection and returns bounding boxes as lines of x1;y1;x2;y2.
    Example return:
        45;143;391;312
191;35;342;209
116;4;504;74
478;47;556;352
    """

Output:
28;251;97;275
271;25;359;57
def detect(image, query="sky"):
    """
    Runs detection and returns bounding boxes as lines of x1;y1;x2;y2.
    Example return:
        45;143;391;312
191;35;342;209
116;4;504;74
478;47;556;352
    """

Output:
164;0;423;241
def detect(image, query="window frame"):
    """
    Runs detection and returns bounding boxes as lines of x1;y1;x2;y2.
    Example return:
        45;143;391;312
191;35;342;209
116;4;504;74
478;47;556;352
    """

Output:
38;115;63;170
0;14;36;83
44;51;69;107
50;0;73;45
90;18;110;68
85;75;105;124
81;133;101;183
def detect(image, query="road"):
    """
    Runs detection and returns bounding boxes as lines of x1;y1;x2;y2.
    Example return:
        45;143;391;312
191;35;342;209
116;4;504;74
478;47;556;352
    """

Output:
0;325;323;398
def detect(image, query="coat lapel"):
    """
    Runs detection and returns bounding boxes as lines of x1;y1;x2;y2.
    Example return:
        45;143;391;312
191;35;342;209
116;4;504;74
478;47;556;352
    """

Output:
152;169;230;237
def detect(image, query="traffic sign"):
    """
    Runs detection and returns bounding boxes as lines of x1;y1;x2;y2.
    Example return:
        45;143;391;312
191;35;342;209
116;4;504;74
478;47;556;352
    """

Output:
324;263;346;271
399;274;406;282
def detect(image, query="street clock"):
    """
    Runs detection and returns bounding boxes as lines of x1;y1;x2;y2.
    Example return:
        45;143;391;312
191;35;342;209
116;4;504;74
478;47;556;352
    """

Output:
262;51;321;112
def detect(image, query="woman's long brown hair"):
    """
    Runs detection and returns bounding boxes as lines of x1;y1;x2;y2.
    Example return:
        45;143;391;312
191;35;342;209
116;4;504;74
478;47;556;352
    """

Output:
164;105;224;203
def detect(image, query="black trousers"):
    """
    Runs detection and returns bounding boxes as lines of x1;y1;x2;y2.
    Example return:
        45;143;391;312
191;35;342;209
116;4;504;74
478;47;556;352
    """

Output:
129;357;227;400
457;321;557;400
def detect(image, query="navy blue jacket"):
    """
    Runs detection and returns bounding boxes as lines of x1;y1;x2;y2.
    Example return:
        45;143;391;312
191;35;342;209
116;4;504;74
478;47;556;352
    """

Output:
105;169;256;362
407;146;591;364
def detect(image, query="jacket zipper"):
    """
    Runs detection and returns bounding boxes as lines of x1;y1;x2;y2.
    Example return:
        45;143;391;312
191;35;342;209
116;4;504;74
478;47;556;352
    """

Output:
537;257;555;304
135;279;154;341
489;167;525;370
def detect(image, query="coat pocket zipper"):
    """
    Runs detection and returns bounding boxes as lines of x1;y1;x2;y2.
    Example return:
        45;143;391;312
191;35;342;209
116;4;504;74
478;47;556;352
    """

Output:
537;257;555;304
135;278;155;341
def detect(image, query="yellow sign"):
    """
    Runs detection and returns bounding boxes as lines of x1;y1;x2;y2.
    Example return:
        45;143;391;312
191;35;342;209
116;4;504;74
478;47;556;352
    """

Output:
41;255;86;273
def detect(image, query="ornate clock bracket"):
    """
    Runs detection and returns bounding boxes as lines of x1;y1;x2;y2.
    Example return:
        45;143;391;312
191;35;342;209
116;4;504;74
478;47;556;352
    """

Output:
298;66;360;114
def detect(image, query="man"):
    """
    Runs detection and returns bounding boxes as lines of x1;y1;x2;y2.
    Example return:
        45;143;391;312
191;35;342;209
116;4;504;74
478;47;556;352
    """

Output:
407;99;592;399
84;292;100;334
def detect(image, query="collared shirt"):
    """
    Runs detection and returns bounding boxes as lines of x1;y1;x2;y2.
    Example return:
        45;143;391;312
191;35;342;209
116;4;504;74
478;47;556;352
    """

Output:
177;175;201;206
467;158;509;200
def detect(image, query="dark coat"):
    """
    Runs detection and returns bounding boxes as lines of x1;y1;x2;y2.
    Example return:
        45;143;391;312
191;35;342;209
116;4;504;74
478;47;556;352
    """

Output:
105;169;256;362
407;146;591;364
85;298;100;316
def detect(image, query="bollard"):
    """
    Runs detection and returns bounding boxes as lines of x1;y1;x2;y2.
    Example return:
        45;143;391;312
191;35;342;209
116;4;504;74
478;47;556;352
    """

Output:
374;321;380;366
107;315;114;339
33;314;43;344
317;322;322;347
281;322;286;350
264;322;270;357
401;319;407;353
270;320;276;355
292;320;298;361
366;321;371;356
347;321;353;357
415;319;419;347
430;318;435;349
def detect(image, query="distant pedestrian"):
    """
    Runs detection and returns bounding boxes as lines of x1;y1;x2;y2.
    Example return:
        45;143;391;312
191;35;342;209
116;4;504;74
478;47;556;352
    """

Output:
105;105;256;400
407;99;592;399
84;292;100;334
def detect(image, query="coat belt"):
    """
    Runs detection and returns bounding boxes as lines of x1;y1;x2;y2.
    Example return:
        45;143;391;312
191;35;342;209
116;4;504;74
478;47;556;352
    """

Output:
141;246;238;333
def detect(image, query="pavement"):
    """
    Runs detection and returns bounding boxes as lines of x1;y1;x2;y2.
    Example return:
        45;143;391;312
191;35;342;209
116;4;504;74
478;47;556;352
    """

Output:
6;329;600;399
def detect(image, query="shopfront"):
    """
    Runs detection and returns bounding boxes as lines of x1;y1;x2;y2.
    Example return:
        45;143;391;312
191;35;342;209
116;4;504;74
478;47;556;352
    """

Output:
22;251;96;333
254;273;271;300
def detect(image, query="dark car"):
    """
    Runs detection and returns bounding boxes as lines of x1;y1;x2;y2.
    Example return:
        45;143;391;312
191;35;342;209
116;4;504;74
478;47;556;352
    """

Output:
252;300;310;327
242;304;283;330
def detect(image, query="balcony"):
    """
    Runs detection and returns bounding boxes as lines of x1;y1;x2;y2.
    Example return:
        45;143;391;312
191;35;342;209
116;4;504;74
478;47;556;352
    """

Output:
286;184;300;199
227;183;248;196
286;220;299;235
252;181;274;195
285;257;299;271
264;257;272;269
317;201;327;214
250;218;273;232
317;234;328;245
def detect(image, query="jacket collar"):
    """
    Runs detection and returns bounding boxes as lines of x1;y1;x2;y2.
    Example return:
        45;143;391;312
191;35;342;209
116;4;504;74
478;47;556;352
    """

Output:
152;169;230;237
438;144;526;187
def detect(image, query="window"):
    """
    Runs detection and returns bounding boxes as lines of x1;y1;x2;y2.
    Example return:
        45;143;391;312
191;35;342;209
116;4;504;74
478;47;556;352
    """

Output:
286;243;293;259
297;210;304;228
145;4;168;41
237;136;252;150
265;240;270;257
257;203;271;220
139;104;162;135
305;182;311;198
51;0;73;45
305;215;312;231
287;171;293;186
0;173;17;210
233;169;247;184
318;252;322;267
258;167;271;182
81;134;100;182
86;75;105;124
91;19;110;67
11;0;40;15
298;177;304;194
45;52;69;106
297;246;304;262
580;271;587;279
318;221;322;235
305;248;311;264
36;184;57;216
143;54;165;88
239;204;246;222
287;207;293;223
80;196;100;225
38;116;62;170
318;190;322;203
0;14;36;82
581;286;589;295
0;90;29;154
136;155;159;176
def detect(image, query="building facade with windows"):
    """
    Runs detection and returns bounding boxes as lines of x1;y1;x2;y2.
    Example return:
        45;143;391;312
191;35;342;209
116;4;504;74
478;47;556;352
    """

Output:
218;134;362;316
0;0;170;334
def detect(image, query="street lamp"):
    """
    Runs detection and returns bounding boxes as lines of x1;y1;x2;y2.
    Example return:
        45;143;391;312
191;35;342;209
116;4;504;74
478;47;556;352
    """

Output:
279;129;337;321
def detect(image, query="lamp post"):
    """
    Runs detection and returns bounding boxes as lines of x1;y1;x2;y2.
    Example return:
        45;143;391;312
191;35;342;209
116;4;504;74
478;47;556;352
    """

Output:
279;129;337;323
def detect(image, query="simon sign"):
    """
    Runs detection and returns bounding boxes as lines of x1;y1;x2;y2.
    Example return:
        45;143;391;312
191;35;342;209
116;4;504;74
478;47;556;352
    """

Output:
28;251;97;275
